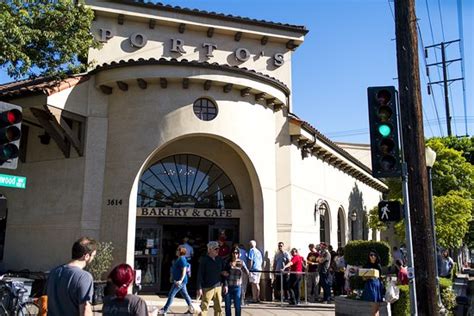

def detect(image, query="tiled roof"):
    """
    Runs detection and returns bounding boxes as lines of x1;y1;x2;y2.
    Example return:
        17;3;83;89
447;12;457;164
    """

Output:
290;113;376;176
90;57;291;95
110;0;309;34
0;75;89;99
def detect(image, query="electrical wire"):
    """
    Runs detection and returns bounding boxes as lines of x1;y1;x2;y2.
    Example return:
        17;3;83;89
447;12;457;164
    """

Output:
457;0;469;136
437;0;458;136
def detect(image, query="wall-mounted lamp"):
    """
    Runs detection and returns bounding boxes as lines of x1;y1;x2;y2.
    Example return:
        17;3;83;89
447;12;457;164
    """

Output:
350;210;357;222
38;132;51;145
318;204;327;217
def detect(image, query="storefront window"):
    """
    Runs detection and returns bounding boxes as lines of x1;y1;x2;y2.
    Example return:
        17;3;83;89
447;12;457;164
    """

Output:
138;154;240;209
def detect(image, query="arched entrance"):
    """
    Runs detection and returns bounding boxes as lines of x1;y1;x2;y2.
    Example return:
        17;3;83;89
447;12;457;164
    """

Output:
131;136;260;293
337;207;346;248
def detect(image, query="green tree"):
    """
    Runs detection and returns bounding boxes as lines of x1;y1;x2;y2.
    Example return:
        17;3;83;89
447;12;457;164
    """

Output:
0;0;100;80
426;138;474;197
434;190;473;248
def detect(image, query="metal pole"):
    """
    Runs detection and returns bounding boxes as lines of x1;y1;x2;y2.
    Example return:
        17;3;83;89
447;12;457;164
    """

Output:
428;167;446;314
401;162;418;315
304;272;307;305
280;271;284;307
441;42;452;137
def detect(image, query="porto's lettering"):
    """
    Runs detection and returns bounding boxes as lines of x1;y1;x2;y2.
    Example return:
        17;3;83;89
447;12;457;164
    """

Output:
138;208;233;218
98;29;285;67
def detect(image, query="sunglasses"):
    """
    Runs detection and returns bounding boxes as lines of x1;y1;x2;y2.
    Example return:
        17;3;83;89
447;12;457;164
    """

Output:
369;253;376;257
233;252;240;254
213;248;220;251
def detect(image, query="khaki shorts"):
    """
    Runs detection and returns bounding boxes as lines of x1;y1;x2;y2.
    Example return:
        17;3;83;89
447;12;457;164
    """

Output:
249;272;261;284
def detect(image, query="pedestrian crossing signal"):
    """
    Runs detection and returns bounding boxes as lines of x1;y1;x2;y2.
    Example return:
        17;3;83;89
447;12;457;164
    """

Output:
378;200;402;222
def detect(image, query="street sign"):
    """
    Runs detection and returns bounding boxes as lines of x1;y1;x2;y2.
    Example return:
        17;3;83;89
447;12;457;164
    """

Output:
0;173;27;189
378;200;402;222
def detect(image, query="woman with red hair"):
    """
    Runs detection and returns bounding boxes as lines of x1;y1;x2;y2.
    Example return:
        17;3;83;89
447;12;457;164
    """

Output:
103;263;149;315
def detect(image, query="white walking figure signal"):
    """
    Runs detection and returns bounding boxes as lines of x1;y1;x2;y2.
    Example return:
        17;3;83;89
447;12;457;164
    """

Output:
381;204;390;220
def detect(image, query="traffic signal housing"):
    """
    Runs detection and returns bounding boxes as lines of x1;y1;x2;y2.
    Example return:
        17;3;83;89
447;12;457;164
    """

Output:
0;102;22;170
367;86;402;178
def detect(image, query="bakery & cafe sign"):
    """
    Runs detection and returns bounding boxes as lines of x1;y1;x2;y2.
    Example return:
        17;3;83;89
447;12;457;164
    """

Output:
138;207;235;218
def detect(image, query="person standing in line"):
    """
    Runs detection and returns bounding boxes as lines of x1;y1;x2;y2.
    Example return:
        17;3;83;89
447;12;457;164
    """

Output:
247;240;263;303
218;236;231;263
46;237;97;316
395;259;408;285
102;264;150;316
333;248;346;296
439;250;455;278
273;242;291;301
281;248;305;305
306;243;320;302
223;247;249;316
158;247;195;315
179;237;194;262
232;243;249;305
197;241;228;316
318;242;332;304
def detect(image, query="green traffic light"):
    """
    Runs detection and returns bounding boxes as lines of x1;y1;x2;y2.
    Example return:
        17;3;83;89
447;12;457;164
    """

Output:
378;124;391;137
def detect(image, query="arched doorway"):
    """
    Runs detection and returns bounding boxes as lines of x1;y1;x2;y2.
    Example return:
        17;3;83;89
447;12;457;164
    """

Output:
316;201;330;244
337;207;346;248
136;154;242;292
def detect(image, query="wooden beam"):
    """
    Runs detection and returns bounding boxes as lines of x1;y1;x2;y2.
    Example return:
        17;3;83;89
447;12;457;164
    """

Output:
266;98;276;107
286;40;298;50
255;93;265;102
223;83;233;93
117;14;124;25
204;80;212;91
261;36;269;45
207;27;214;38
234;32;242;41
160;78;167;89
178;23;186;33
137;78;147;89
273;103;283;111
298;139;308;147
182;78;189;89
99;85;112;95
30;108;70;158
46;105;84;156
116;81;128;91
149;19;156;29
240;87;251;97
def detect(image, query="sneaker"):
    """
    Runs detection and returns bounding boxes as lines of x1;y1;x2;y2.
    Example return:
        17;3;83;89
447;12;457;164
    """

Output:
158;308;167;315
186;305;195;314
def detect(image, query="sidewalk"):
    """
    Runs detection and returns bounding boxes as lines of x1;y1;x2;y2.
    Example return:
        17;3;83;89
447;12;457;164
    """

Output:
92;295;336;315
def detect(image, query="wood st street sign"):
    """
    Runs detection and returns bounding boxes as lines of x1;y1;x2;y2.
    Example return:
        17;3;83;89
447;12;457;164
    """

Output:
0;173;27;189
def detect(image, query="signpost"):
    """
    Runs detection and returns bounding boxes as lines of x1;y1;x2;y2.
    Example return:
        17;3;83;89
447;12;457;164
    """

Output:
0;173;27;189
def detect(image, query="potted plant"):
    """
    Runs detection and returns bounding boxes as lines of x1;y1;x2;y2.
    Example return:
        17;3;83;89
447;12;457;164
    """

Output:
85;241;114;305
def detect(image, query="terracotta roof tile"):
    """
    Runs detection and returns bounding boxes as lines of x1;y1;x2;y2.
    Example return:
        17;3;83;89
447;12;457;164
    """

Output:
111;0;308;34
0;75;89;99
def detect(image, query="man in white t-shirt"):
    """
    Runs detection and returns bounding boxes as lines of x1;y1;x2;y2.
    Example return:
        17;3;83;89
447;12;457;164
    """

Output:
179;237;194;261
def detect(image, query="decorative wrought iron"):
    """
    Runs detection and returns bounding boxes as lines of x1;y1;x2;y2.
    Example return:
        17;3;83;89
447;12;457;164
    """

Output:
138;154;240;209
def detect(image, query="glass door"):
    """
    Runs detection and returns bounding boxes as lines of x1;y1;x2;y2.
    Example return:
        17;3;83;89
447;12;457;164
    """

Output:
134;225;162;292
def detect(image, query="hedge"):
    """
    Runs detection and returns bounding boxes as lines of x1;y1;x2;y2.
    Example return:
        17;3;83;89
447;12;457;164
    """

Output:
345;240;391;266
391;284;410;316
392;278;454;315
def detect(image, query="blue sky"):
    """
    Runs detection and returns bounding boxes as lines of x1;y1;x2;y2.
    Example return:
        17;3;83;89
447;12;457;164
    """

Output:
1;0;472;144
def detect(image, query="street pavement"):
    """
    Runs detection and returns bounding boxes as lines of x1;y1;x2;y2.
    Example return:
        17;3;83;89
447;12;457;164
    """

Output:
92;295;336;315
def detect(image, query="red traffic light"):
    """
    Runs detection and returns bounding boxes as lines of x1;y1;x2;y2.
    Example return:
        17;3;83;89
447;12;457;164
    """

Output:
0;109;22;127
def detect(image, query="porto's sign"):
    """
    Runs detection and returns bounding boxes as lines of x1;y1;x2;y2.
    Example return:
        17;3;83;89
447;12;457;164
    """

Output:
138;207;235;218
99;29;285;67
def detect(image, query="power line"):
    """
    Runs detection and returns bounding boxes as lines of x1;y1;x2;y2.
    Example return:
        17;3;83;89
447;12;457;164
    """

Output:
457;0;469;136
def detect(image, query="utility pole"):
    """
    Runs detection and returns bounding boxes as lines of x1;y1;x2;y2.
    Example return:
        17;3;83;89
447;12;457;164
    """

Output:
425;39;464;137
394;1;438;315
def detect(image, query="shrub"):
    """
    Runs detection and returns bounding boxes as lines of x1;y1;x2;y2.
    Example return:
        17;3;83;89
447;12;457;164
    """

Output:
439;277;452;290
391;284;410;316
345;240;391;266
441;287;456;313
85;241;114;281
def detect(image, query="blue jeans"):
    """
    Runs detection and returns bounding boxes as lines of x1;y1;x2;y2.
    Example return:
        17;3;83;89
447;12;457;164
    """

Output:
224;285;242;316
163;282;193;312
320;272;331;301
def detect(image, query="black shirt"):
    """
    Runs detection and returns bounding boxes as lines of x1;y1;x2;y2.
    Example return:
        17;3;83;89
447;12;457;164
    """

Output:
197;255;225;289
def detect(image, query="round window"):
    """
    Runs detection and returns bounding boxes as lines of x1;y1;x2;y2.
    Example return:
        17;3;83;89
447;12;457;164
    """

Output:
193;98;218;121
